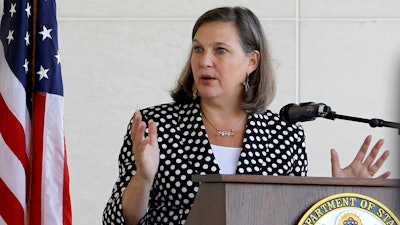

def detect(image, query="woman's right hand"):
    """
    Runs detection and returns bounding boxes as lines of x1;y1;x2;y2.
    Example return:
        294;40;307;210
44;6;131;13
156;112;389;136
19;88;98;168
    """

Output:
130;110;160;185
121;111;160;225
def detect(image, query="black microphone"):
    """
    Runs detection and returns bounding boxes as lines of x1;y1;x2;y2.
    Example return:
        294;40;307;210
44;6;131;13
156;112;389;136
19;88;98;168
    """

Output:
279;102;332;124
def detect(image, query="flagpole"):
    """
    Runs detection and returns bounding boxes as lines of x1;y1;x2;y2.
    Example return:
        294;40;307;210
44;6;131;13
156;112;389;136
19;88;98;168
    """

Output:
28;0;37;224
31;0;37;94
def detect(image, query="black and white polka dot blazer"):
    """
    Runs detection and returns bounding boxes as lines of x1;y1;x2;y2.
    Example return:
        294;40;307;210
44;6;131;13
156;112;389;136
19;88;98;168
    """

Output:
103;101;308;225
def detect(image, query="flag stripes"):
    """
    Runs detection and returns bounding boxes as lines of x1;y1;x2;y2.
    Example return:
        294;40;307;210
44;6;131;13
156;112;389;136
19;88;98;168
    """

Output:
0;178;25;225
30;93;71;225
0;38;30;225
0;93;30;175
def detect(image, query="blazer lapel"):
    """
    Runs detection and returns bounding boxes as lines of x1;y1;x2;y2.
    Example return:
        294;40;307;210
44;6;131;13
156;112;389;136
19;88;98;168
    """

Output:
236;113;271;175
177;102;220;175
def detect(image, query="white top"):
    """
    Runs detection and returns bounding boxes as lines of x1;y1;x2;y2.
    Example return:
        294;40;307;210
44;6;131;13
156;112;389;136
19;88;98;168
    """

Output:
211;144;242;174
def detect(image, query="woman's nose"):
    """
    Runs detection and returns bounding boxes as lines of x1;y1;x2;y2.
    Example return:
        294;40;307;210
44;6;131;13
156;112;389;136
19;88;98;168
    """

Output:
198;51;213;68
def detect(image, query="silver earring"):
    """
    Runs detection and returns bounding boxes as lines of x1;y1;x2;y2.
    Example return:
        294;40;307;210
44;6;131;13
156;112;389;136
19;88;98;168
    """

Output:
243;73;249;92
192;86;198;99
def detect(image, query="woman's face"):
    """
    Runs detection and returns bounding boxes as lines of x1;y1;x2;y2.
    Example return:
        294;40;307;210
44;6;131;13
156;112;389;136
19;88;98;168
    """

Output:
191;22;258;102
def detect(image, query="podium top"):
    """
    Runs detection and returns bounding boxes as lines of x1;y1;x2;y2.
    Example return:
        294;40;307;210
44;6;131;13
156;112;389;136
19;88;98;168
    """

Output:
192;174;400;187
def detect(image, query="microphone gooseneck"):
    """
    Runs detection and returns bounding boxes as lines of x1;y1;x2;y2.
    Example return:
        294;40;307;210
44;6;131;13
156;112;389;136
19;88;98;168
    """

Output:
279;102;400;134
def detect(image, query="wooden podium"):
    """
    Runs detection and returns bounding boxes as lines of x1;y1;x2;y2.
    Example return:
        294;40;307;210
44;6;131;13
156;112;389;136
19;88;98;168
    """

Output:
185;175;400;224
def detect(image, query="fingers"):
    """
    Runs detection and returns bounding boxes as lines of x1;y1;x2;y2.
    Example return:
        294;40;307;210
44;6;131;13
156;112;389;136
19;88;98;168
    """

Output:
352;135;372;163
148;120;158;147
372;150;390;169
131;111;147;144
330;149;341;177
130;110;141;136
377;171;391;179
129;111;160;183
130;110;159;151
367;150;390;177
358;135;390;179
363;137;385;167
330;135;391;179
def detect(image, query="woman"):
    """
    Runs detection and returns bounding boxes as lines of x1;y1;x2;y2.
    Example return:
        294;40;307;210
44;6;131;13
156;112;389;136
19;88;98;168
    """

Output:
102;6;390;225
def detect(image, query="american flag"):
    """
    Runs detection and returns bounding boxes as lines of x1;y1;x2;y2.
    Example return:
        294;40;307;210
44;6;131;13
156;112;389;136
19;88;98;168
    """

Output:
0;0;72;224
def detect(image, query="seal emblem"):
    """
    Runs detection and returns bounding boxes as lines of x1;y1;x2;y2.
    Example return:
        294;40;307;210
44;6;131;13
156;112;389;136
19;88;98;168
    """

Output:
298;193;399;225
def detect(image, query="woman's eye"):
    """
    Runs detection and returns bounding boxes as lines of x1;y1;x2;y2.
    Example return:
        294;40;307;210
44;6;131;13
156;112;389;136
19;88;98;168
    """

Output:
192;46;202;53
216;47;227;54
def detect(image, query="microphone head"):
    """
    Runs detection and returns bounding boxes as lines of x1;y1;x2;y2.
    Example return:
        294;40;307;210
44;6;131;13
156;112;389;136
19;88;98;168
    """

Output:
279;102;331;124
279;103;298;124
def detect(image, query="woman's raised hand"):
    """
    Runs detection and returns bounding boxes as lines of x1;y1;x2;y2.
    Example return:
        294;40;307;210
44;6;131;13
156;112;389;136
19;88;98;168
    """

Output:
330;135;391;178
130;110;160;184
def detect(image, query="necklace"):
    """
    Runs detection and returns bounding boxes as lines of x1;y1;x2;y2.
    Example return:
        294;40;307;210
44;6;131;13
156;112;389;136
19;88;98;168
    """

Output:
202;111;246;137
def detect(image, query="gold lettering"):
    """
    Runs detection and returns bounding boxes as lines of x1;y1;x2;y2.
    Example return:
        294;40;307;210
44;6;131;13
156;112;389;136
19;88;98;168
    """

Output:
341;197;349;207
386;220;394;225
335;198;343;207
303;218;312;225
377;208;385;217
366;202;376;211
314;208;323;218
382;213;391;222
349;197;357;206
326;200;336;210
310;214;318;223
360;199;368;208
320;204;328;212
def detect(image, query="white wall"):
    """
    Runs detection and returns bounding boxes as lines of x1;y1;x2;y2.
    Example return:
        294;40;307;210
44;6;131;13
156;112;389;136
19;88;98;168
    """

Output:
54;0;399;224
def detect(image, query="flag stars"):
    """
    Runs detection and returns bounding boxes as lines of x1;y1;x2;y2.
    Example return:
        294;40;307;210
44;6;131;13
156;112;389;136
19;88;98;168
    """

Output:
55;50;61;64
6;30;14;44
37;65;49;81
39;25;52;41
25;31;30;46
9;3;16;18
23;59;29;73
25;3;31;18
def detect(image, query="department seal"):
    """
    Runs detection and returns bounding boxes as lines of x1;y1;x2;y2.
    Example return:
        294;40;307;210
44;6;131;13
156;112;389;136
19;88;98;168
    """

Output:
298;192;399;225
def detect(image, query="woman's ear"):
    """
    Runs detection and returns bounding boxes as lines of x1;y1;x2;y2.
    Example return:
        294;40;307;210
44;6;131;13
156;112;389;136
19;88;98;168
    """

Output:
248;50;260;74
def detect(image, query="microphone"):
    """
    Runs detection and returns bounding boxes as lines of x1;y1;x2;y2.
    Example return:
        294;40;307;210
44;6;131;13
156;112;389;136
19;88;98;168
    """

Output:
279;102;332;124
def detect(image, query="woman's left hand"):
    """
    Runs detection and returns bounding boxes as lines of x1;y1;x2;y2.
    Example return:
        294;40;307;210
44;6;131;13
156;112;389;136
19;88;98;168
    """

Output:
330;135;391;178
